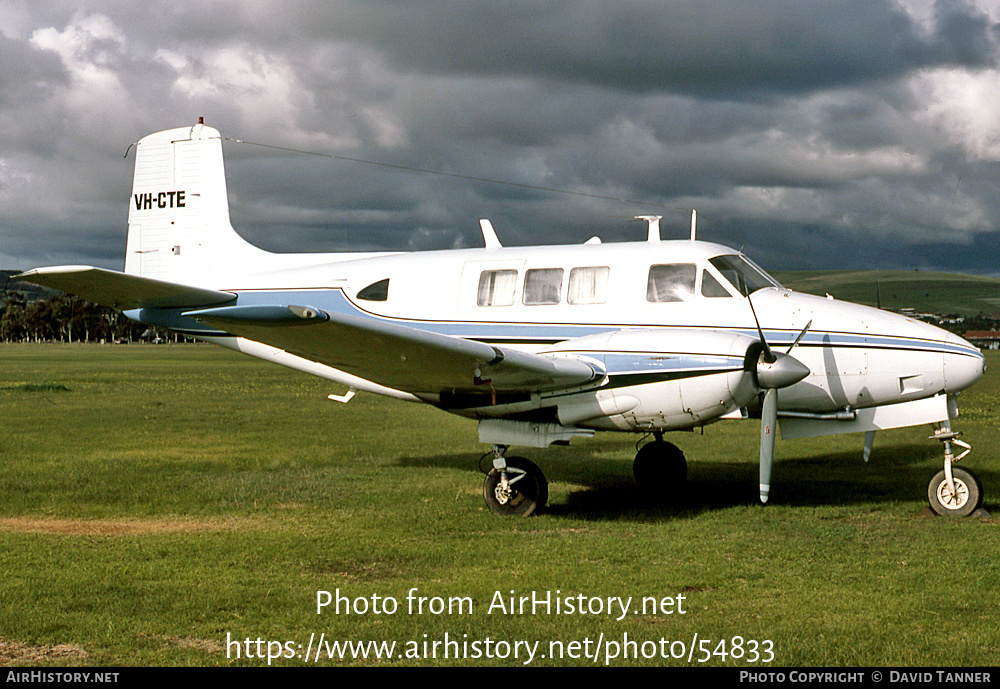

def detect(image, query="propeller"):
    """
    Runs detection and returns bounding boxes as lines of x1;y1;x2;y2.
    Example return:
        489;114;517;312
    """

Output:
747;296;811;503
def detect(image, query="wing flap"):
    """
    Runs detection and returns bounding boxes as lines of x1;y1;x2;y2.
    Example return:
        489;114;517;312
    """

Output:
185;304;602;395
15;266;236;310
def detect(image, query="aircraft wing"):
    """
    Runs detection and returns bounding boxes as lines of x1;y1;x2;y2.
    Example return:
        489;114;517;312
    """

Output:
14;266;236;310
184;304;603;396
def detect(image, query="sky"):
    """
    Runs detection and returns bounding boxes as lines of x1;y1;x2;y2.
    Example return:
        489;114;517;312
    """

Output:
2;0;1000;275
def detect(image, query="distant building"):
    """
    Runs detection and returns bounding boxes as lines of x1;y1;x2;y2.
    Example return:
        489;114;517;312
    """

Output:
964;331;1000;350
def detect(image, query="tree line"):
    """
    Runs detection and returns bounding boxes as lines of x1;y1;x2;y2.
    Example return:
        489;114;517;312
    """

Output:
0;291;157;343
0;272;181;343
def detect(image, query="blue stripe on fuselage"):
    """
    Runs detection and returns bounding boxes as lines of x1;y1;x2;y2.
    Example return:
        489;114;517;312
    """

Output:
144;287;980;361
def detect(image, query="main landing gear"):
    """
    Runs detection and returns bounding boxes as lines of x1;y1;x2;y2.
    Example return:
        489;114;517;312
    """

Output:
632;434;687;495
483;446;548;517
927;424;982;517
483;436;691;516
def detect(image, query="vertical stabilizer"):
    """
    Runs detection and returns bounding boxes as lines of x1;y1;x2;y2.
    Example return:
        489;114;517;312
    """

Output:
125;121;269;285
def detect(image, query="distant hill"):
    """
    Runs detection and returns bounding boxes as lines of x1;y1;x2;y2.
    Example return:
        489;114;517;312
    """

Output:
772;269;1000;318
1;270;60;301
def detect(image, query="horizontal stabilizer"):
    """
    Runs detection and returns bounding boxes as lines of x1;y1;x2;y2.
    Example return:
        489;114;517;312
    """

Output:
184;304;603;396
14;266;236;310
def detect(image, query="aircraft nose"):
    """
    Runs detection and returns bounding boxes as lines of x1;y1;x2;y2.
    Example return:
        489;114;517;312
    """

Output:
943;335;986;393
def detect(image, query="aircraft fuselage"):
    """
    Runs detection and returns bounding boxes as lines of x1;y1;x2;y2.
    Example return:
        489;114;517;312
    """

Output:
134;238;983;434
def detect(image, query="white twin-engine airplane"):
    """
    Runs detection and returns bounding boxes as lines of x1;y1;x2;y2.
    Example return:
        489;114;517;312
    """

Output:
19;122;988;517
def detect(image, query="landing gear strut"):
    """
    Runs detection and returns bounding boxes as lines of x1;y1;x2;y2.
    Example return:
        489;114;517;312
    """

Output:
927;424;982;517
483;445;548;517
633;434;687;494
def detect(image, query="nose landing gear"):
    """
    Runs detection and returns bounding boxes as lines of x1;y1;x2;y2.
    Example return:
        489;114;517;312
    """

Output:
927;425;983;517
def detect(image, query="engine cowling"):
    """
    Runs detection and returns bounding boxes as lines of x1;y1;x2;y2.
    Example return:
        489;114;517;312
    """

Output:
542;328;761;431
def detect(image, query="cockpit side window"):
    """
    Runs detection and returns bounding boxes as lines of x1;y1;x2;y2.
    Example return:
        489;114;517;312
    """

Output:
701;270;732;298
646;264;696;302
709;255;781;296
357;278;389;301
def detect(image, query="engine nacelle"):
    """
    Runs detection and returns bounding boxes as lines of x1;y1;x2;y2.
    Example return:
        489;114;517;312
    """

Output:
543;328;759;431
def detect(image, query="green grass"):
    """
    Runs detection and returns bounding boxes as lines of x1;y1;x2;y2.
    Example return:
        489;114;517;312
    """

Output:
773;269;1000;317
1;343;998;666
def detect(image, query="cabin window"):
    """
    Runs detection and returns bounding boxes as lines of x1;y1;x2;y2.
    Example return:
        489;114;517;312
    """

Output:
357;278;389;302
701;270;732;298
523;268;563;305
568;266;609;305
646;264;696;302
478;270;518;307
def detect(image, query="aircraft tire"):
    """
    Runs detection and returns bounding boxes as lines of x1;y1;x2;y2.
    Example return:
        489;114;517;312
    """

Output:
633;440;687;492
927;467;982;517
483;456;548;517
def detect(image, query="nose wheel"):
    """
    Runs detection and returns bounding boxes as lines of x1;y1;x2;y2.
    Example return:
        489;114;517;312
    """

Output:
928;466;982;517
927;426;983;517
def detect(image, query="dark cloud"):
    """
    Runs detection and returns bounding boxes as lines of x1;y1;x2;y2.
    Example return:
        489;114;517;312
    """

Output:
2;1;1000;276
314;0;997;97
930;0;999;65
0;32;68;156
0;31;66;98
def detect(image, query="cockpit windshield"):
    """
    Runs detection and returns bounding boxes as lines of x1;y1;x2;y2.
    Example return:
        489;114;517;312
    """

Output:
709;255;782;296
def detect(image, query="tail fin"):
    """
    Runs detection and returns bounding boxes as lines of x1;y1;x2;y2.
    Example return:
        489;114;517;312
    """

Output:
125;121;269;285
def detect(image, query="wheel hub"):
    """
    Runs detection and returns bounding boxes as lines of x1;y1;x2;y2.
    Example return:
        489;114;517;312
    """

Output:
494;482;513;505
936;478;969;510
482;456;547;517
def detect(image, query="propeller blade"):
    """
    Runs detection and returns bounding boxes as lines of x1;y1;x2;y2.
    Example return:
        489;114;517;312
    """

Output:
759;388;778;504
746;292;774;363
785;319;812;354
745;293;809;506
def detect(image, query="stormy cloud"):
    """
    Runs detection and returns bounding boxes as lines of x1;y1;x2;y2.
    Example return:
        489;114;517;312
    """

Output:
2;0;999;274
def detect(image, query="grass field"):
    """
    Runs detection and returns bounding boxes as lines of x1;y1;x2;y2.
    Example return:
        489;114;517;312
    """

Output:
1;343;998;667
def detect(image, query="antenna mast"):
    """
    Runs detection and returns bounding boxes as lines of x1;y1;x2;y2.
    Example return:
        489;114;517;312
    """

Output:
636;215;662;242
